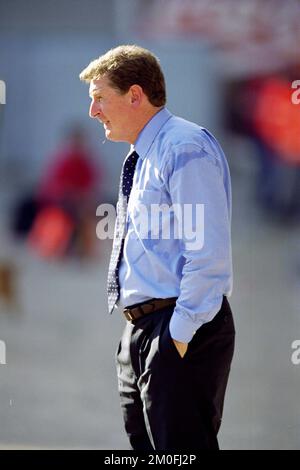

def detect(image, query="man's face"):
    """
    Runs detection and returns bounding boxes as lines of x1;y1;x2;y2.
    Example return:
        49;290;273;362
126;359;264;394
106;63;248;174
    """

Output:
89;76;133;143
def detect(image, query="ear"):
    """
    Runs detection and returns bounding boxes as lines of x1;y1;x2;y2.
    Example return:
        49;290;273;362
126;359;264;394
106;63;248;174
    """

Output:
129;85;143;108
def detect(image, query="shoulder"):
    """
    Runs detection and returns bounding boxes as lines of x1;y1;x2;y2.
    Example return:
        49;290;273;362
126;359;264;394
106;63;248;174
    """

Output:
158;114;225;171
162;115;204;147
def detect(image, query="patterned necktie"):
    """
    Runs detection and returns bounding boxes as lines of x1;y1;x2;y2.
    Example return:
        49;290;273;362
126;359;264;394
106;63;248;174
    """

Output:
107;150;139;314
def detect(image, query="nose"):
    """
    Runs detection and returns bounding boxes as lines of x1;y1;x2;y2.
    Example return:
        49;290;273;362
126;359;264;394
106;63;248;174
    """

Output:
89;100;96;118
89;99;102;119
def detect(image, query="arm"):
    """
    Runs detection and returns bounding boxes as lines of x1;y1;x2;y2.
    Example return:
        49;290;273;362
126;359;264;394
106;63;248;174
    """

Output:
164;142;232;351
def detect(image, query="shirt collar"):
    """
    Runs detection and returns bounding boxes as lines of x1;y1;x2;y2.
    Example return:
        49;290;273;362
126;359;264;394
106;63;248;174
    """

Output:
133;107;172;160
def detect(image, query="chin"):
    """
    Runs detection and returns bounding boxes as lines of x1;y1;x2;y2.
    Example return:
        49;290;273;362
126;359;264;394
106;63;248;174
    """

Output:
106;134;117;142
105;130;114;140
105;130;128;143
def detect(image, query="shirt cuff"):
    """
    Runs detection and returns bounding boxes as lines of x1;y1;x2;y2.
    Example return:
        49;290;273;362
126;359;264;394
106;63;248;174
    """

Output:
169;309;204;343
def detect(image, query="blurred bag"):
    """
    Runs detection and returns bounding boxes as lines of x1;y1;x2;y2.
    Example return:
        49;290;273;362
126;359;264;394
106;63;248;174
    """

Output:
28;205;74;258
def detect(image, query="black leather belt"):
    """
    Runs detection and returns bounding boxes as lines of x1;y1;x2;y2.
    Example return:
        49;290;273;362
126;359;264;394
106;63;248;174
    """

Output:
123;297;177;322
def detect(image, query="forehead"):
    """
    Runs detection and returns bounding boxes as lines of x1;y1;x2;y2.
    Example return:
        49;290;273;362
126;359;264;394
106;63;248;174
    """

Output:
89;77;113;96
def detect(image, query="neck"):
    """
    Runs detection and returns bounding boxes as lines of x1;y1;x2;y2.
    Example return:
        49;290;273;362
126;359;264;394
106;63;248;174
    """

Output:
129;106;164;144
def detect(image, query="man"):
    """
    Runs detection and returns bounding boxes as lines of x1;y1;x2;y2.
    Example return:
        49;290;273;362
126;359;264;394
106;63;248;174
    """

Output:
80;45;235;451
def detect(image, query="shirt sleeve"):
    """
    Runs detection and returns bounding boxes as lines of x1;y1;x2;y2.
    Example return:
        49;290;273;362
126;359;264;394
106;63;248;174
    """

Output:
163;142;233;343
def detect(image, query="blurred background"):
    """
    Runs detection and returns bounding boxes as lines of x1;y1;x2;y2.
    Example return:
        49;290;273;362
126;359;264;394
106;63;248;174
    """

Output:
0;0;300;449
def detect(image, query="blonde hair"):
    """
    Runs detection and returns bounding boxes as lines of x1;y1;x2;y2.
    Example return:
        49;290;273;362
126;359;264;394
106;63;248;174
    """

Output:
79;45;166;107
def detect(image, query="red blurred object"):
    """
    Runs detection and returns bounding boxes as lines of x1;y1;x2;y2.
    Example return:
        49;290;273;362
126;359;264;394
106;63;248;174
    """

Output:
38;145;97;203
254;76;300;165
28;206;74;258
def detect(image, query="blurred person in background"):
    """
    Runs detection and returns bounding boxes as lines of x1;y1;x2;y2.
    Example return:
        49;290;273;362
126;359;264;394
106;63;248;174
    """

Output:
80;44;235;451
13;125;104;259
252;69;300;223
226;68;300;224
33;125;103;259
38;125;98;207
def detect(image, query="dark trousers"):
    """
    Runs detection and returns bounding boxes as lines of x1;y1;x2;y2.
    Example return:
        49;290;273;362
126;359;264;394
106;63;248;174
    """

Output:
115;296;235;451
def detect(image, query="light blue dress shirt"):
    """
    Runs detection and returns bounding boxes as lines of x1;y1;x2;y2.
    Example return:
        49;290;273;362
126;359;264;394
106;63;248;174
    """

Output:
118;108;233;343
